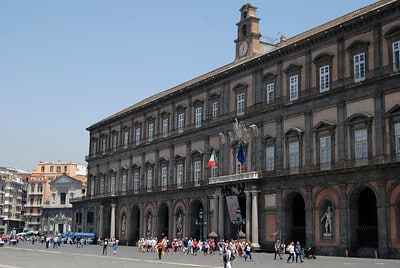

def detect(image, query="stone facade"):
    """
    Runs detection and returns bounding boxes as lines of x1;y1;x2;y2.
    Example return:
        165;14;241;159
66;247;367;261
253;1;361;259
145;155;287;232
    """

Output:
73;1;400;258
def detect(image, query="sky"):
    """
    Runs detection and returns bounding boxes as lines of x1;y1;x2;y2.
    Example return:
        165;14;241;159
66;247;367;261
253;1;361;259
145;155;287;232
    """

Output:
0;0;378;172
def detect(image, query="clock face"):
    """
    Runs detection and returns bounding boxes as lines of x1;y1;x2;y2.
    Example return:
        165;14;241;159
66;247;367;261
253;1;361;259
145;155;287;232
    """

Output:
239;41;248;57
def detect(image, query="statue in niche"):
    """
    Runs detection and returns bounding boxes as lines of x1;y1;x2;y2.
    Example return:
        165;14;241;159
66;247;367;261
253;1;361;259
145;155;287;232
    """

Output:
176;213;183;234
121;214;126;234
321;205;333;235
147;214;152;233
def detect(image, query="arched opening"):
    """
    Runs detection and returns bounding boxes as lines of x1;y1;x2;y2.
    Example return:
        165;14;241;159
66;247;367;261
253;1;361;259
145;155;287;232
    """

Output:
357;188;378;247
129;205;140;244
284;192;306;245
158;203;169;239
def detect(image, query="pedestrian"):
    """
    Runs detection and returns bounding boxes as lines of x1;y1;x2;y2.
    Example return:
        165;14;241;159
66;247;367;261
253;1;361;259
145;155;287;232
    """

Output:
112;238;118;255
286;241;295;263
157;239;164;260
295;241;304;263
226;246;234;268
245;242;252;261
102;238;108;255
274;239;283;260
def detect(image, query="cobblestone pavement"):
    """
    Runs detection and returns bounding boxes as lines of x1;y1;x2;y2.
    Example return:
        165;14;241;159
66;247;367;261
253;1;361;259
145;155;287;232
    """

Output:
0;242;399;268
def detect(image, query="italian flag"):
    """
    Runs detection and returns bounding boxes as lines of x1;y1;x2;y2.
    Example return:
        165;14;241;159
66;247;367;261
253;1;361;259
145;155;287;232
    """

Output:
206;149;217;168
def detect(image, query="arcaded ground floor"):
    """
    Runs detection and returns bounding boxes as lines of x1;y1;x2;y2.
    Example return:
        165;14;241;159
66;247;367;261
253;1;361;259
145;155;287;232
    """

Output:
73;163;400;259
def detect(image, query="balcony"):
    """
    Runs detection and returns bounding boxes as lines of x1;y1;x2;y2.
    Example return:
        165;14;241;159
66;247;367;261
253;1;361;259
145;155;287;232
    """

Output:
209;171;259;185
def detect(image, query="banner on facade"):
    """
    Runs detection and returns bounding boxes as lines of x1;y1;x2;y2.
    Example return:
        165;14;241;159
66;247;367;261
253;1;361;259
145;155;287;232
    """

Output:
226;195;242;222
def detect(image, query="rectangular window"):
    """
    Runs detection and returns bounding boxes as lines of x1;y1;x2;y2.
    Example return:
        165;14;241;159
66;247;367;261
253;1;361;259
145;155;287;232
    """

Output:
31;184;35;193
265;146;275;171
147;169;153;192
110;175;115;195
112;134;117;152
237;92;245;116
133;172;140;193
135;127;141;145
101;137;107;155
395;123;400;158
212;102;219;119
178;113;185;133
176;164;183;189
289;75;299;101
354;53;366;82
123;131;129;149
148;122;154;142
90;180;94;196
355;129;368;162
161;166;167;191
87;212;94;224
319;65;330;92
60;193;66;205
195;107;202;128
162;118;169;138
92;141;97;157
194;161;201;186
121;174;127;193
266;83;274;104
100;176;105;194
320;136;331;168
289;141;300;171
393;41;400;72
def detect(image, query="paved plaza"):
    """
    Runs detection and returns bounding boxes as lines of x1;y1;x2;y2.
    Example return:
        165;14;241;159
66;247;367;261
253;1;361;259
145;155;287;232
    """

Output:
0;242;399;268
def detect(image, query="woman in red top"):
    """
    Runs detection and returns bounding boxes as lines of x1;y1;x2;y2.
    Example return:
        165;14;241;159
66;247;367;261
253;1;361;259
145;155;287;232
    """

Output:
157;240;164;259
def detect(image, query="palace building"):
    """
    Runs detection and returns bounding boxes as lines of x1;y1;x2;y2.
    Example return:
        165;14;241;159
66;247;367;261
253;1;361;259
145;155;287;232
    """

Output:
73;0;400;258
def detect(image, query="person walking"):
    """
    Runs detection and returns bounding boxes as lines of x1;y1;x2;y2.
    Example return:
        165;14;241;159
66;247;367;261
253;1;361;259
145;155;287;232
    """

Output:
112;238;118;255
244;242;252;261
295;241;304;263
274;239;283;260
157;239;164;260
286;242;295;263
102;238;108;255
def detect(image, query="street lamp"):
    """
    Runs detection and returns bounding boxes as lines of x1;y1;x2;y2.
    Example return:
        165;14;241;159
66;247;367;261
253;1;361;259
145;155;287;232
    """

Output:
231;207;245;240
195;208;207;240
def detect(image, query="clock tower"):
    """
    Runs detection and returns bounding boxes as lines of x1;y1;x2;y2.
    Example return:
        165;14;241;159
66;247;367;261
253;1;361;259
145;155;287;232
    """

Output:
235;4;261;61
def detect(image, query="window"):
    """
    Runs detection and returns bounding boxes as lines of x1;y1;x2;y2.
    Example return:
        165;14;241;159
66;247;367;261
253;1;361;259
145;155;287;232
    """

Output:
60;192;66;205
320;136;331;168
355;129;368;162
100;175;105;194
101;136;107;155
64;165;67;172
148;122;154;142
135;127;141;145
87;212;94;224
30;184;35;193
38;183;42;192
237;92;246;116
319;65;330;92
92;140;97;157
289;75;299;101
147;169;153;192
195;107;202;128
289;141;300;171
178;113;185;133
50;166;54;172
266;83;274;104
112;133;118;152
176;163;183;189
30;198;34;205
110;174;116;194
162;118;169;138
194;161;201;186
90;179;94;196
133;171;140;193
121;174;127;193
212;102;219;119
354;53;366;82
393;41;400;72
123;130;129;149
265;146;275;171
396;123;400;157
161;166;167;191
56;166;61;172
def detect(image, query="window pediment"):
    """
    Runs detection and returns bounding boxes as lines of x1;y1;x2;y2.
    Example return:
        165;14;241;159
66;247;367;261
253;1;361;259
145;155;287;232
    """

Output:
174;154;185;160
145;160;154;166
284;64;302;73
132;163;141;168
347;112;373;123
384;25;400;39
191;149;203;157
159;156;169;163
176;104;187;112
193;99;204;106
346;40;370;52
262;72;276;81
314;120;336;131
209;92;220;100
312;53;334;64
386;104;400;116
284;127;303;137
232;83;248;92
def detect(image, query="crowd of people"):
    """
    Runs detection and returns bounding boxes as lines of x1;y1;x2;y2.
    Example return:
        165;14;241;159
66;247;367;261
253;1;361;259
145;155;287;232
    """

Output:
274;239;316;263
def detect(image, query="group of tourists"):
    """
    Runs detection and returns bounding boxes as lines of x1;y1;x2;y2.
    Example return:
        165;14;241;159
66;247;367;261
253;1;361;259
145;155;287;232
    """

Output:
274;239;313;263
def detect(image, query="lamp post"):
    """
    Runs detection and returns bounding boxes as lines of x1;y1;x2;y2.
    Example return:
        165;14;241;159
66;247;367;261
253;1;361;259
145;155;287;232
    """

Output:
195;208;207;240
231;207;244;240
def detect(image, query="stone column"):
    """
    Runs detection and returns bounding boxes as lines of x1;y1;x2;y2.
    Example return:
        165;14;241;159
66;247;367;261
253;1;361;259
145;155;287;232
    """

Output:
210;195;219;237
99;205;104;239
245;191;251;240
251;191;260;248
218;193;225;240
110;203;116;239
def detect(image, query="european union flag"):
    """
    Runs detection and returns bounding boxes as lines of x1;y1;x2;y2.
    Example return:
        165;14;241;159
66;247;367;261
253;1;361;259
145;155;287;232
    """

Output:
237;142;246;164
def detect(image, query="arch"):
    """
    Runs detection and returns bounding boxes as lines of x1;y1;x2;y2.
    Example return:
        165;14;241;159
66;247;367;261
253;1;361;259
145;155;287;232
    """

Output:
158;202;169;239
313;120;336;131
129;205;141;243
346;112;373;123
312;52;334;63
348;184;378;254
190;199;206;240
283;190;306;245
